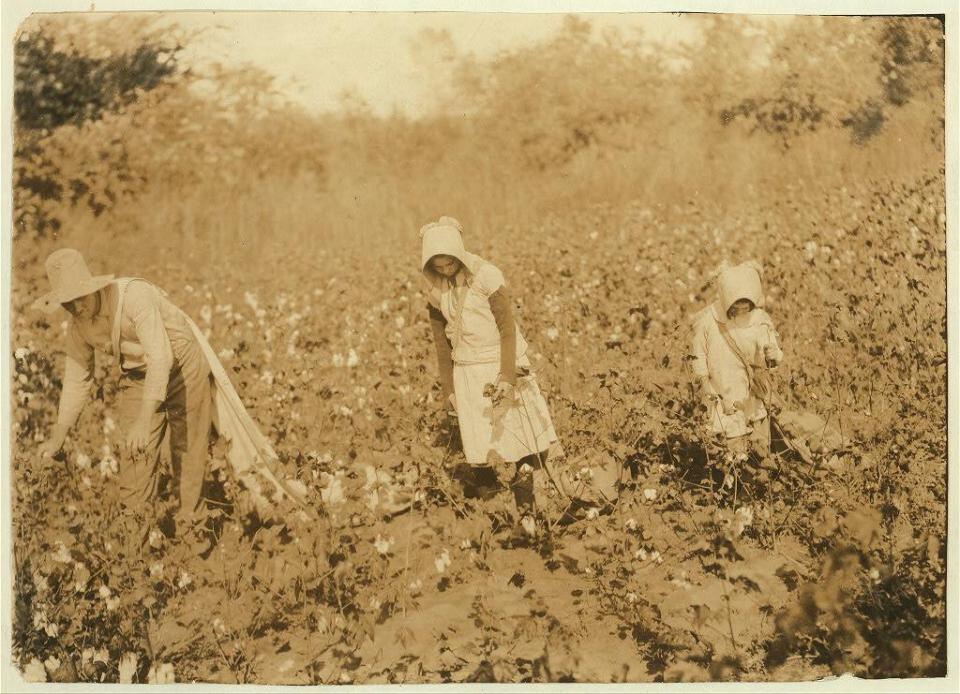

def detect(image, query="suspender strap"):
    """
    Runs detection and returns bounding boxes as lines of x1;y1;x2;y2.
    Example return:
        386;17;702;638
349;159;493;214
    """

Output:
111;278;141;363
717;320;772;406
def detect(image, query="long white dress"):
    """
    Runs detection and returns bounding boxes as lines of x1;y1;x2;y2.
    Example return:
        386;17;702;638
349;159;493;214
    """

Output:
435;262;561;467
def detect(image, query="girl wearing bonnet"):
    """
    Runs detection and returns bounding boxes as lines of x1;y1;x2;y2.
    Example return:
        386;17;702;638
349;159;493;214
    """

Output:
420;216;562;533
689;260;784;458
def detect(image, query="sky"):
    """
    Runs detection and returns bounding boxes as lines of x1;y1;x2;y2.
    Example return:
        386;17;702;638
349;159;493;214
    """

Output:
4;1;948;118
168;12;706;116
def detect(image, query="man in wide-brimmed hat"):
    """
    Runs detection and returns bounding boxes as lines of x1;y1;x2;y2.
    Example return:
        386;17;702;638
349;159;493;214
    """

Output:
36;249;313;549
37;249;214;546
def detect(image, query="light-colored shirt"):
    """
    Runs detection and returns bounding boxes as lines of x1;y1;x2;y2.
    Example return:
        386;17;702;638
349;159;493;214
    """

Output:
690;303;783;437
57;280;193;428
432;262;527;365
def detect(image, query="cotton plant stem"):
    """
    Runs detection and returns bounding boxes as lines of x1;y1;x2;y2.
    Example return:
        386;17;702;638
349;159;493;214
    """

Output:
400;464;424;622
210;628;242;685
434;473;468;518
516;385;567;504
774;474;813;537
727;459;757;507
549;499;578;533
720;579;741;662
665;475;704;537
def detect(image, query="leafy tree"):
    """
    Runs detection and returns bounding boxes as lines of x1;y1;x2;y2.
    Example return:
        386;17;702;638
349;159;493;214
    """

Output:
13;15;327;240
456;15;668;171
878;17;944;107
14;28;178;132
13;16;185;236
716;15;944;148
676;14;761;117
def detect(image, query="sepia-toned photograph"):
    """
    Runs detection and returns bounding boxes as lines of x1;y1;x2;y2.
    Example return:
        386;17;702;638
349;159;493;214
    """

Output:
2;0;956;690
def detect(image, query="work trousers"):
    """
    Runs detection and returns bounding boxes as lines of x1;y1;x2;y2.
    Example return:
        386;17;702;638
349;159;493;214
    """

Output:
116;335;212;526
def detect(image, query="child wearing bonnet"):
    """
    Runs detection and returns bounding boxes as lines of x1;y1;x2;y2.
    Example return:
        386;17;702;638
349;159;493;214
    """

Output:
419;216;562;536
689;260;784;458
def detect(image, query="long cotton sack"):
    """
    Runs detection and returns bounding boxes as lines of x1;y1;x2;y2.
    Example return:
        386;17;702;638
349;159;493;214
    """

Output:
183;316;312;517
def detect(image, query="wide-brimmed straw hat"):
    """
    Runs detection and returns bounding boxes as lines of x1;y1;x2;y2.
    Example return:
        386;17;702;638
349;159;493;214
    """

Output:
34;248;114;314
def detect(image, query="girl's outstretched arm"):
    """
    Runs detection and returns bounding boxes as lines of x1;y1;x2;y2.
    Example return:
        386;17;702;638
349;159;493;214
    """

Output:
488;287;517;385
427;304;455;401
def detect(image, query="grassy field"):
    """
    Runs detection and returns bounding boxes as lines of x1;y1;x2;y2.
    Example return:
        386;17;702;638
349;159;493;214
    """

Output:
10;165;947;683
8;10;949;685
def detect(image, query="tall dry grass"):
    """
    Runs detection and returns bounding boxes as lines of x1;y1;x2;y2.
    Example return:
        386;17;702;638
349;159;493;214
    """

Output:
16;86;943;296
